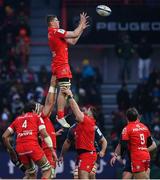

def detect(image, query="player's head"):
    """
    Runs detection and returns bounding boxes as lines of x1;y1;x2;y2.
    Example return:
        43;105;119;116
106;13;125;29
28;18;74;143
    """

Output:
126;107;139;122
82;106;97;120
46;14;60;28
23;102;36;113
23;102;44;114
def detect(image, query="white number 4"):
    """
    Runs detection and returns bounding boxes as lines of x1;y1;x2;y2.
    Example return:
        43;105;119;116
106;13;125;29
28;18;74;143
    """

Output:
22;120;27;128
140;133;145;145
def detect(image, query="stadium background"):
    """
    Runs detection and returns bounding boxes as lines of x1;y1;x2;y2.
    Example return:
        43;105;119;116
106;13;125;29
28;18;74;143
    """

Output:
0;0;160;178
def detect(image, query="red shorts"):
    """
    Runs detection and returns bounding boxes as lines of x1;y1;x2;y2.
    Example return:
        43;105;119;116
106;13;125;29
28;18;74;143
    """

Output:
77;151;97;173
131;159;150;173
51;63;72;79
43;147;57;168
16;143;44;165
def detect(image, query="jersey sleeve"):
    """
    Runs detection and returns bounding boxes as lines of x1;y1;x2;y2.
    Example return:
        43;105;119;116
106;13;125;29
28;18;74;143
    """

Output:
95;126;103;142
48;28;66;41
8;120;16;134
121;126;130;141
55;29;66;38
37;116;46;131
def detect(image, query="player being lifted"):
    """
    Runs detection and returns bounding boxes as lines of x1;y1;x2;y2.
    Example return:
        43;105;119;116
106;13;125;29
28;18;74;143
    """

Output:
46;12;89;128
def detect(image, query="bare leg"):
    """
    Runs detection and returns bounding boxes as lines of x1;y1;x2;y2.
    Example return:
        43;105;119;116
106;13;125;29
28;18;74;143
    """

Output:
23;160;36;179
36;155;51;179
57;89;66;118
133;171;149;179
79;169;90;179
122;171;133;179
146;168;150;179
89;172;96;179
57;87;70;128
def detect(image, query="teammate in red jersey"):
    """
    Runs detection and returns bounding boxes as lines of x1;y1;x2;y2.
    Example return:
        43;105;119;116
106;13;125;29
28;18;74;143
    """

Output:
46;12;89;128
2;102;57;179
110;137;157;179
120;107;152;179
59;123;107;179
61;88;97;179
33;76;63;178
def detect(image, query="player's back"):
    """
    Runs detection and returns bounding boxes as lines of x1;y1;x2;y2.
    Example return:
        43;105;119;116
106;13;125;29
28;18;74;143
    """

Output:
48;27;68;65
127;121;150;160
11;112;42;144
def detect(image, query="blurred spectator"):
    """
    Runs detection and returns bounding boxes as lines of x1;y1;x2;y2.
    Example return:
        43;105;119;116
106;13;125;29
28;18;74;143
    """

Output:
16;28;30;67
116;83;130;112
81;58;95;80
115;33;134;82
11;93;24;117
35;86;45;103
137;37;153;80
38;65;50;86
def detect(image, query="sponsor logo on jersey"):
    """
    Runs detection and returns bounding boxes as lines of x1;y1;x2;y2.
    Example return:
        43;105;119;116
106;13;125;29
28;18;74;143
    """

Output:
58;29;65;34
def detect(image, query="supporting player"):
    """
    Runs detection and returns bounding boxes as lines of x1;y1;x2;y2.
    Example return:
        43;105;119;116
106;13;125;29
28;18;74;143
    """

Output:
59;123;107;179
60;88;98;179
2;102;57;179
110;138;157;179
46;12;89;128
118;107;153;179
34;76;63;178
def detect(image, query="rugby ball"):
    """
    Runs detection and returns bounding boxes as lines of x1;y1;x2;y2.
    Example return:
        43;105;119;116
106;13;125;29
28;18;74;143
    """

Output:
96;5;112;17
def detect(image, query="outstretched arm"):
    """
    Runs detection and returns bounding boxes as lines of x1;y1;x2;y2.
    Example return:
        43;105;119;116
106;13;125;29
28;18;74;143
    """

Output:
99;137;107;157
61;88;84;122
42;76;57;117
40;127;57;161
147;137;157;152
65;12;89;45
58;139;71;166
110;143;121;167
59;139;71;158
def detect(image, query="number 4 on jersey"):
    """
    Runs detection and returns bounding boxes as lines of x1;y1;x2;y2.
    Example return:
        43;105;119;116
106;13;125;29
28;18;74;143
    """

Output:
22;120;27;128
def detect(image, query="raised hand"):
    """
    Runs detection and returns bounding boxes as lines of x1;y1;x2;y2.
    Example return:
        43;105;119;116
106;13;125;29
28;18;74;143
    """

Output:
58;156;64;166
56;128;64;136
79;12;90;30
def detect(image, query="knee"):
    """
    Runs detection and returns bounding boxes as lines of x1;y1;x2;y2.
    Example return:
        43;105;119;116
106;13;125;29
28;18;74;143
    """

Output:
58;78;71;89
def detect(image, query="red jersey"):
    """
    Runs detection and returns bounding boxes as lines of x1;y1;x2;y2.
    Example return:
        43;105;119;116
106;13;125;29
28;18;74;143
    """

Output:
41;117;56;149
8;112;45;144
74;114;96;151
48;27;68;67
121;120;151;161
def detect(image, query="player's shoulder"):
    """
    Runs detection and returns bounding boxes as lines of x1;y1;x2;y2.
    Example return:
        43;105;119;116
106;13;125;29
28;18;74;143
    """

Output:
121;126;128;135
139;122;150;131
27;112;39;120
